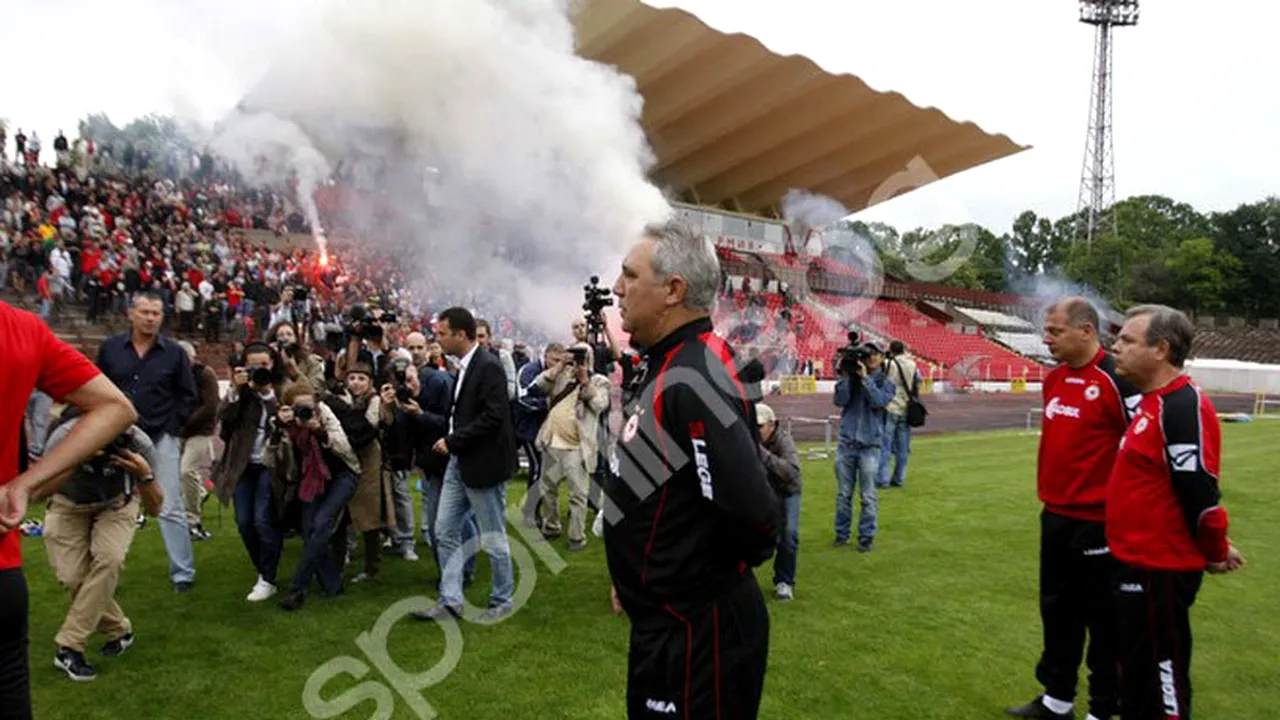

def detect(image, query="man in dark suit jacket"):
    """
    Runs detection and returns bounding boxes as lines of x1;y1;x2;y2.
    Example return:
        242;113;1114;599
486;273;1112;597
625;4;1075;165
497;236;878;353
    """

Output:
415;355;477;583
415;307;518;622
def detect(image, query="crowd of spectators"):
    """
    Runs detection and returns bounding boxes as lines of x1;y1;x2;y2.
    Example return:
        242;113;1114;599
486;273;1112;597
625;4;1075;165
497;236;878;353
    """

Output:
0;129;546;367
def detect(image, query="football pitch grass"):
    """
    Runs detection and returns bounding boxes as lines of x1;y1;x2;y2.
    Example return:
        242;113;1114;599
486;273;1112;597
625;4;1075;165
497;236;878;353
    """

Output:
22;423;1279;719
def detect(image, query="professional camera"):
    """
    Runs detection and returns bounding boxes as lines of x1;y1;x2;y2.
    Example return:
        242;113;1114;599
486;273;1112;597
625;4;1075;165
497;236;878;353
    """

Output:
569;346;589;366
833;331;870;376
88;433;133;474
250;366;274;387
390;356;414;403
582;275;613;341
294;405;315;423
343;303;383;342
291;285;309;302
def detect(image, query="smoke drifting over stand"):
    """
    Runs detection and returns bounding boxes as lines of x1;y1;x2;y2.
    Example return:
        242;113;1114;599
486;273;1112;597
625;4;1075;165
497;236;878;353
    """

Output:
207;0;670;334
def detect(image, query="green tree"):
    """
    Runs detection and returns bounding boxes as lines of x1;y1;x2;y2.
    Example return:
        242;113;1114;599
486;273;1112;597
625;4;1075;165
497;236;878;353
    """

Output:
1165;237;1242;313
1210;197;1280;318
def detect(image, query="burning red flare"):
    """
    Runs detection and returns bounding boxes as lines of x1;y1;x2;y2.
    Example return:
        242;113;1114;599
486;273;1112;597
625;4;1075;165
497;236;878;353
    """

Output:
319;248;329;268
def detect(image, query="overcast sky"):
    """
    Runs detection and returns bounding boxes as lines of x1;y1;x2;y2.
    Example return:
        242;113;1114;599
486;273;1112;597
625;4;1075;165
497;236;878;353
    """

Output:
3;0;1276;234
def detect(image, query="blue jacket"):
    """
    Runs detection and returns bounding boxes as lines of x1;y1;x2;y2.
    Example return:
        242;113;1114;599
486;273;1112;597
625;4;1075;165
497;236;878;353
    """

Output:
514;359;548;443
833;370;896;449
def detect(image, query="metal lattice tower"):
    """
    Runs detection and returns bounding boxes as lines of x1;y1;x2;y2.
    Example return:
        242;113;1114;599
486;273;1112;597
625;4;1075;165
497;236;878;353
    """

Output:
1075;0;1139;248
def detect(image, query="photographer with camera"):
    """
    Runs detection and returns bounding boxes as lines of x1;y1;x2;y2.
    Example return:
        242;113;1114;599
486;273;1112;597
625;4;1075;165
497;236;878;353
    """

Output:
335;303;396;386
330;362;395;583
39;412;164;682
831;340;895;553
266;320;325;390
532;342;611;551
377;349;426;560
266;380;362;611
879;340;921;489
212;342;288;603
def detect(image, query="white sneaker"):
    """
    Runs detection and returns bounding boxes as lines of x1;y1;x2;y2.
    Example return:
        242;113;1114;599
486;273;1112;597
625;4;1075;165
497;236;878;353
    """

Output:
402;548;419;562
246;576;278;602
774;582;794;601
591;510;605;538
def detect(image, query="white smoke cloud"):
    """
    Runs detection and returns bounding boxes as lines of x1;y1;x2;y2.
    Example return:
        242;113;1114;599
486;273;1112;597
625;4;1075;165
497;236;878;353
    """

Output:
780;189;850;236
202;0;670;335
1008;271;1116;335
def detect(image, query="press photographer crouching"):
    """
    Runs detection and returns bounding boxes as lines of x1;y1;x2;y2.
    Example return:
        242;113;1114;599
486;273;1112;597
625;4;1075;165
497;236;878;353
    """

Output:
39;411;164;682
831;340;895;553
267;381;361;611
212;342;288;603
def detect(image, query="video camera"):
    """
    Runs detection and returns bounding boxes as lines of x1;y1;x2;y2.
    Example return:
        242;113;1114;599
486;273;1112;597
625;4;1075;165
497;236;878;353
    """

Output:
582;275;613;343
834;331;872;376
343;303;384;343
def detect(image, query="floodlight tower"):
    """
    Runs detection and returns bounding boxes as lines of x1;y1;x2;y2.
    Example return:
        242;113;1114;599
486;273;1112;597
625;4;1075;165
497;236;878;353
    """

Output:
1075;0;1139;248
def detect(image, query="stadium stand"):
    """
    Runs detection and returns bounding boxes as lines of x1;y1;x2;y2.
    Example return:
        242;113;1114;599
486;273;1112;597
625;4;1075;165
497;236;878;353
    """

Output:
1191;326;1280;365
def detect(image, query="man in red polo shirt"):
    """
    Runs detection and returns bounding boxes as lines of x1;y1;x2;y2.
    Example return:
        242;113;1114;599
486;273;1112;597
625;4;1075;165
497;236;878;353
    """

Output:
0;301;137;718
1009;297;1141;720
1109;304;1244;720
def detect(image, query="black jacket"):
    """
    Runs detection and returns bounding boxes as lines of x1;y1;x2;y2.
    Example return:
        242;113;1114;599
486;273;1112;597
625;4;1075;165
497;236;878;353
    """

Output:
444;346;517;488
415;364;453;476
604;317;781;623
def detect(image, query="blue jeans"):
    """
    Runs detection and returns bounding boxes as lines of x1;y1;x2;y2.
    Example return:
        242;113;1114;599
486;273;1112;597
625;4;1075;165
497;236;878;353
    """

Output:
773;493;801;586
834;445;879;543
290;471;358;595
153;434;196;584
878;413;912;488
420;472;478;582
435;457;514;610
234;465;283;584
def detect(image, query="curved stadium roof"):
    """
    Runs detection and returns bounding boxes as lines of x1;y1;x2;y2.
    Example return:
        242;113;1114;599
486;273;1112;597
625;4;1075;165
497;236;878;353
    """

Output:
574;0;1029;218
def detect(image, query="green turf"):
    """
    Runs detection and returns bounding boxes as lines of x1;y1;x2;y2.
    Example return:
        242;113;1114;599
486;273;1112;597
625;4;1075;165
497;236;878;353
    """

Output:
21;423;1280;719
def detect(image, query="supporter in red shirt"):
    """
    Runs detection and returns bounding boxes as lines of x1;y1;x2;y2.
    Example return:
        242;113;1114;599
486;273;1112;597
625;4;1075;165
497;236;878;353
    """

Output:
1009;297;1141;720
1108;304;1245;720
0;301;137;717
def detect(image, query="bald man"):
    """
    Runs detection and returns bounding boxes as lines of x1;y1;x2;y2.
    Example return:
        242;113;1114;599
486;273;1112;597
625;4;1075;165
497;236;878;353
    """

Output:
405;332;431;371
1008;298;1141;720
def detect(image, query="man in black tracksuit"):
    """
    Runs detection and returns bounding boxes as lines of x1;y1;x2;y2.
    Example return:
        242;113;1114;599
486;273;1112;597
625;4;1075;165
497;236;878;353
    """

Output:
604;220;781;719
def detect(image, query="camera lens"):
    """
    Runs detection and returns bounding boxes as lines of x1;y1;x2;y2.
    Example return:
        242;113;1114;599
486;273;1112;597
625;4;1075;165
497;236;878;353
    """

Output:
396;386;412;403
294;405;314;422
251;366;273;386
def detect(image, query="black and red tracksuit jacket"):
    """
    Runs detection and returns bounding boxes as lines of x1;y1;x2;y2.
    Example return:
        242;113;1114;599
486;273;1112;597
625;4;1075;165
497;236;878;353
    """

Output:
1038;348;1142;521
1107;374;1230;572
604;317;781;624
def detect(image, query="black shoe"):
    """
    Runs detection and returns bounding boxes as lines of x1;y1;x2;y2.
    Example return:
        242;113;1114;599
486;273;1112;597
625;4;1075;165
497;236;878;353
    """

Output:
857;538;874;553
411;603;460;622
567;539;587;552
101;632;134;658
173;581;193;594
1005;696;1073;719
831;538;850;548
279;589;306;611
54;648;96;682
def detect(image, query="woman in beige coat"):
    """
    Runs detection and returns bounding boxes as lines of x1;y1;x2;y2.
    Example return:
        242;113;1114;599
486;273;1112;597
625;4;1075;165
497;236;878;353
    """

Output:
337;363;395;582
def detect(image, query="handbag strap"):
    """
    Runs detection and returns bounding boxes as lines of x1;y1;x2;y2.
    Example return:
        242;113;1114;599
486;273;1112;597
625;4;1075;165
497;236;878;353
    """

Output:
893;359;920;399
549;380;580;410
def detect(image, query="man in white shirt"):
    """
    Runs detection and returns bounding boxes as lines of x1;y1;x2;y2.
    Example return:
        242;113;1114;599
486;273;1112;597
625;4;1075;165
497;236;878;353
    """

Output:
878;340;920;489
